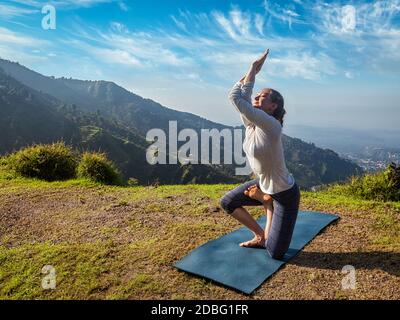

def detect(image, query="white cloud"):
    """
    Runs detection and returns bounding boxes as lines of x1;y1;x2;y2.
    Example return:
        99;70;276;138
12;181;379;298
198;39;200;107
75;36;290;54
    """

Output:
268;52;337;81
7;0;125;13
62;5;338;83
0;27;51;64
118;1;129;11
88;47;141;66
5;1;397;90
254;13;265;35
345;71;354;79
0;45;48;64
308;0;400;74
210;7;273;42
263;0;305;30
284;9;300;17
212;11;238;40
230;7;251;37
312;2;361;36
311;0;400;37
0;4;38;18
102;33;194;67
65;25;195;70
0;27;47;46
9;0;115;9
158;8;337;82
171;15;188;32
110;21;128;33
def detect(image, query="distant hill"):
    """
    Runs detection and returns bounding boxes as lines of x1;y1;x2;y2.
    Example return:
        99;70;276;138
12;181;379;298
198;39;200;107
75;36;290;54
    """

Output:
0;58;363;188
0;59;226;134
0;64;242;185
284;124;400;153
282;135;363;188
0;68;80;154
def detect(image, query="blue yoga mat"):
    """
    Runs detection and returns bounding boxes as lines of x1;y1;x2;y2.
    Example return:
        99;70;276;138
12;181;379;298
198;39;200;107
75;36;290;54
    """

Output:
174;211;339;294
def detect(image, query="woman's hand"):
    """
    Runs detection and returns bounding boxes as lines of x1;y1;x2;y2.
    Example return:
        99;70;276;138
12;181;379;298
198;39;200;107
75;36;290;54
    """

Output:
251;49;269;74
242;49;269;84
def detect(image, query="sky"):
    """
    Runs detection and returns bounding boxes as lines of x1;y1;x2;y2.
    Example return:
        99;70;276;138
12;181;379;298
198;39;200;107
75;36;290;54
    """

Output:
0;0;399;133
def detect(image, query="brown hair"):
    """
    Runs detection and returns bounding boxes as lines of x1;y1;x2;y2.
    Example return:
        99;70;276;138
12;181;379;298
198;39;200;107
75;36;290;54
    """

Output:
269;89;286;126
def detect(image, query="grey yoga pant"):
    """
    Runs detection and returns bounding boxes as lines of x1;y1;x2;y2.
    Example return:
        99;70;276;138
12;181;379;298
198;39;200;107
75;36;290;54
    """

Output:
220;178;300;260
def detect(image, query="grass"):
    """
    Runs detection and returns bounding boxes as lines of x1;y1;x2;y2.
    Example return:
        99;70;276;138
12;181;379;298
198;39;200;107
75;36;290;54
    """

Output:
301;186;400;249
0;242;113;299
0;165;399;299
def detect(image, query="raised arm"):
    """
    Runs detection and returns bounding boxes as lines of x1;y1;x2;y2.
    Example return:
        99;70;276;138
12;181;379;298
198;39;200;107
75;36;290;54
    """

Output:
228;82;254;127
243;49;269;84
238;49;269;101
228;49;281;136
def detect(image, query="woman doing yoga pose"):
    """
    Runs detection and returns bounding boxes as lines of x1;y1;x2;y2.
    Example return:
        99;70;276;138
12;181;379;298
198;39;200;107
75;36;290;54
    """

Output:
220;49;300;260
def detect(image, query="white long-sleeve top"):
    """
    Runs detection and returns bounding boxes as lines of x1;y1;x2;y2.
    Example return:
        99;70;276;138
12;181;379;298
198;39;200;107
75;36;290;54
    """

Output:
229;81;295;195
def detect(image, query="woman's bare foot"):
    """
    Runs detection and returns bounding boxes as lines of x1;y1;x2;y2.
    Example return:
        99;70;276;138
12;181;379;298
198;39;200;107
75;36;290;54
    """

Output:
244;185;272;204
240;235;266;248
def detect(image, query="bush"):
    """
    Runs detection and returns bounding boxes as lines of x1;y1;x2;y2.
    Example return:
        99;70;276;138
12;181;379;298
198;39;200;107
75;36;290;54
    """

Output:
8;142;78;181
0;157;7;166
127;177;140;186
77;152;122;185
346;162;400;202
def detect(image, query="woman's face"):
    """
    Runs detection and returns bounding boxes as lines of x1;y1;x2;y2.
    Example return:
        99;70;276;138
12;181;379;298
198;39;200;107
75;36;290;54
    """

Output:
253;89;277;115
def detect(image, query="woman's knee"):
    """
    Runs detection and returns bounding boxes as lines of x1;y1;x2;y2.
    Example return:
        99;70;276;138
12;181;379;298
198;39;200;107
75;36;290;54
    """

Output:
266;244;288;260
267;248;285;260
220;194;236;214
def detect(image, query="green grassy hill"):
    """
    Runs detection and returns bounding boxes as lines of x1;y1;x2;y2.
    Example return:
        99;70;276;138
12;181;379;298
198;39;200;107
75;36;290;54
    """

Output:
0;162;398;300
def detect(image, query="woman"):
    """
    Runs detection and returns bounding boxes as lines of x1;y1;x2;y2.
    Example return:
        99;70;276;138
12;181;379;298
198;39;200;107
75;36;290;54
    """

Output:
220;49;300;260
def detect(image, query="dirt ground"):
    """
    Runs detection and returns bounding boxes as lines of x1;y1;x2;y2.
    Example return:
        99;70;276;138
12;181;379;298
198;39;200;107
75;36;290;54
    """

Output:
0;183;399;299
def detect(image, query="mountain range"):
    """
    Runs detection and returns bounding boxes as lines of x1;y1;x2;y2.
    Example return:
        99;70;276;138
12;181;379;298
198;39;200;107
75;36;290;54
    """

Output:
284;124;400;153
0;58;363;188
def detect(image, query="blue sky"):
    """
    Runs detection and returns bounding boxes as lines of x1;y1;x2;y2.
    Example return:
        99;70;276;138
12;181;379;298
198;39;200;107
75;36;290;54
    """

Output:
0;0;400;132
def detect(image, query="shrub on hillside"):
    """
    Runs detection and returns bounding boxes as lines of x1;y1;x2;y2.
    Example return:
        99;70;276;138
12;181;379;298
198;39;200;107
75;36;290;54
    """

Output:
127;177;139;186
8;142;78;181
346;162;400;202
77;152;122;185
0;156;7;166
